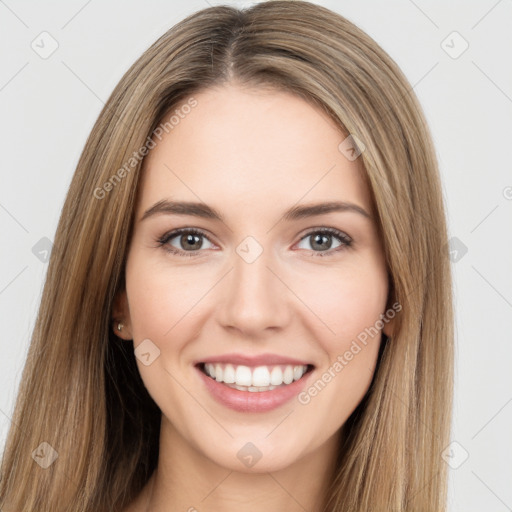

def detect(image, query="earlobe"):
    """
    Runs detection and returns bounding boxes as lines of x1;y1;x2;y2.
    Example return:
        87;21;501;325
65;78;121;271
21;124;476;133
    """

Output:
382;285;398;339
112;319;133;340
111;288;133;340
382;317;394;339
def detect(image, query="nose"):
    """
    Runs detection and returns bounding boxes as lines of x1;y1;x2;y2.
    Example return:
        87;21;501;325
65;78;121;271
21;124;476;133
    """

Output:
216;242;292;336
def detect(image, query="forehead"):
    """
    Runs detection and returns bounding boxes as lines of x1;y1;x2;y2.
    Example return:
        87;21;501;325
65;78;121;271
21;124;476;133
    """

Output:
137;84;371;218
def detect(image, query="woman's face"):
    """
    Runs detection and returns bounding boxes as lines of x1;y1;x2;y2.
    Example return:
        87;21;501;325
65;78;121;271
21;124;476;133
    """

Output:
115;83;392;472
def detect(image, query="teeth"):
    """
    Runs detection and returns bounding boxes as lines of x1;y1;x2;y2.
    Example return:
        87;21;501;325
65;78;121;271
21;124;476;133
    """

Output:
283;366;294;385
203;363;309;389
270;366;283;386
223;364;235;383
235;365;252;386
252;366;270;387
214;364;223;382
293;365;304;380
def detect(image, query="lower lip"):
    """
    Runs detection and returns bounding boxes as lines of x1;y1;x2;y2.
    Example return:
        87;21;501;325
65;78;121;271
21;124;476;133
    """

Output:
196;365;314;413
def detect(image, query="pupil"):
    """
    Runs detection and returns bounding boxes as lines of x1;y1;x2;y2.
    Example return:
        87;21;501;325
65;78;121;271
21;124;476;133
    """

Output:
312;234;330;251
183;234;201;250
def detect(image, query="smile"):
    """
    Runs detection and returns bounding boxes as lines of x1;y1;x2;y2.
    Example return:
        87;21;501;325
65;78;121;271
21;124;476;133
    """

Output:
199;362;312;391
195;361;315;412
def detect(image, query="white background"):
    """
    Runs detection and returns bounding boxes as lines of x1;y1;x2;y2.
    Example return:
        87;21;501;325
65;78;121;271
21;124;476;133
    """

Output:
1;1;511;510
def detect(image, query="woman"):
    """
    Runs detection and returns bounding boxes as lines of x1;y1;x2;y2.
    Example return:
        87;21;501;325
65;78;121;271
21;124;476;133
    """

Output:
0;1;453;511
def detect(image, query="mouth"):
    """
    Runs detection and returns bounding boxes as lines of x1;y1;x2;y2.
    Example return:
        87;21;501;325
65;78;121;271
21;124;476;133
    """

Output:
196;362;315;392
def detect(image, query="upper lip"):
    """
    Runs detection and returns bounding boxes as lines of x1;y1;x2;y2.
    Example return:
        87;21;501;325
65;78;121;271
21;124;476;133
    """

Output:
196;353;314;367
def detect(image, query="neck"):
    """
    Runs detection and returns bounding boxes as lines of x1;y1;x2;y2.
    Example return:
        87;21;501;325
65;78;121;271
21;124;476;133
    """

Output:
144;416;341;512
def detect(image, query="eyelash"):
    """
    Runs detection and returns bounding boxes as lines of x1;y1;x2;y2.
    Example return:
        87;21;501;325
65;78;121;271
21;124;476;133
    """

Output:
156;227;353;258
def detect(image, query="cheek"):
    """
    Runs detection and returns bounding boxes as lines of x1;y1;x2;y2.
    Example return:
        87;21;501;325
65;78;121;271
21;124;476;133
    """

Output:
125;254;212;341
292;259;388;344
124;254;207;409
293;262;388;421
293;260;387;403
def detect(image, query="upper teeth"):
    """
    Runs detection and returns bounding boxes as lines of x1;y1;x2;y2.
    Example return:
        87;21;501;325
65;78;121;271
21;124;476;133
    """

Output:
204;363;308;387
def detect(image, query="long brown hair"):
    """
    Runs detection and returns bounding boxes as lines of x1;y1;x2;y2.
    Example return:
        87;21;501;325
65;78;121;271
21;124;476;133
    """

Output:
0;2;453;510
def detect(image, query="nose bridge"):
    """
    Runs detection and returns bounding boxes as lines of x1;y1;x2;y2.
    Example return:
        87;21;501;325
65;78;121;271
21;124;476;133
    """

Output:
218;235;289;333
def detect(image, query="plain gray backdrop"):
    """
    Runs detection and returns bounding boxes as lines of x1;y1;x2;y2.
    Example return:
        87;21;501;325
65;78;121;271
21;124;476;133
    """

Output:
1;1;511;510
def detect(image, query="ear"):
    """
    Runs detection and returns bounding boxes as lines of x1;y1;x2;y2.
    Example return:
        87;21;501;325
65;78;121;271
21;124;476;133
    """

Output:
382;314;394;338
111;288;133;340
382;290;399;339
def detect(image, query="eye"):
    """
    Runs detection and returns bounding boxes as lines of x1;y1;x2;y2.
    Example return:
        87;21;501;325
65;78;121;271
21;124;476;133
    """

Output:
157;227;352;258
157;228;215;257
296;228;352;257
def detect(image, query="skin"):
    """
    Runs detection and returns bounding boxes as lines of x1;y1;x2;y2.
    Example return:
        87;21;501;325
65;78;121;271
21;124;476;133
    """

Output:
114;83;393;512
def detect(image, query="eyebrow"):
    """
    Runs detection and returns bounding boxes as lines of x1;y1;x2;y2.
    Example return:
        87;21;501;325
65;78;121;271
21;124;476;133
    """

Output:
140;199;371;223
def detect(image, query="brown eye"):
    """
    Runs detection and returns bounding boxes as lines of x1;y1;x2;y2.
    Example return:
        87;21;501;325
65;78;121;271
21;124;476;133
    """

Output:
296;228;352;256
158;228;215;256
177;233;204;251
